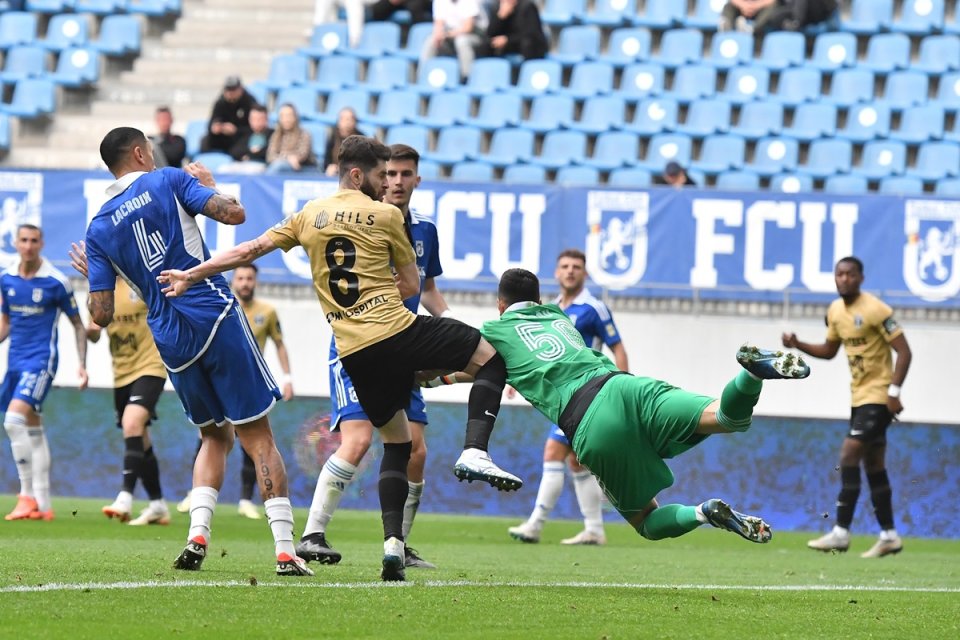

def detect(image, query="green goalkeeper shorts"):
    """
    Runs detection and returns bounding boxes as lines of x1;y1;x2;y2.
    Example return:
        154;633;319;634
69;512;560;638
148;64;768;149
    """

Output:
571;374;715;520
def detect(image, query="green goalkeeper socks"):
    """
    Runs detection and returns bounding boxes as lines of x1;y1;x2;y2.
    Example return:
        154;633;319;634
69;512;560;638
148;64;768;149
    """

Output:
639;504;702;540
716;370;762;432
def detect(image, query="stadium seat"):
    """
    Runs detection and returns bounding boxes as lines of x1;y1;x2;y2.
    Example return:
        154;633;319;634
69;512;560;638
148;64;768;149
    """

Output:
192;151;234;173
622;96;678;135
675;98;730;137
463;58;511;96
618;62;665;103
744;137;799;177
0;12;38;49
770;173;813;193
823;175;869;194
582;0;637;28
770;68;821;107
799;139;852;179
837;103;891;142
822;68;874;107
855;140;907;180
757;32;805;70
603;28;651;67
913;35;960;75
473;128;535;167
707;32;753;69
73;0;126;15
841;0;893;34
365;89;419;128
0;46;49;83
632;0;686;30
311;55;360;94
363;57;411;94
92;15;141;57
608;166;652;187
721;66;770;104
657;29;703;68
128;0;177;17
0;78;56;117
415;57;460;94
555;165;600;186
417;159;441;180
639;132;692;171
935;178;960;195
565;95;625;134
184;120;206;159
945;117;960;143
732;101;782;140
521;94;575;134
685;0;726;31
422;125;482;166
385;124;430;151
859;33;910;75
39;14;89;53
450;161;494;182
342;21;401;60
565;61;615;99
245;81;269;107
274;86;322;122
503;164;547;184
878;71;929;111
319;88;371;124
300;121;328;160
50;46;100;88
26;0;71;12
908;142;960;182
550;25;601;66
469;92;522;131
890;0;944;35
579;131;639;171
530;130;588;170
879;176;925;194
397;22;433;61
410;91;470;129
669;64;717;103
263;54;310;91
511;59;562;97
540;0;588;28
933;72;960;112
809;32;857;72
691;134;746;175
715;171;760;191
300;23;349;59
781;103;837;142
893;105;945;145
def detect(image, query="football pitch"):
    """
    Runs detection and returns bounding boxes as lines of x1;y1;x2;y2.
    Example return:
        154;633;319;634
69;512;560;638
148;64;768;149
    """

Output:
1;497;957;639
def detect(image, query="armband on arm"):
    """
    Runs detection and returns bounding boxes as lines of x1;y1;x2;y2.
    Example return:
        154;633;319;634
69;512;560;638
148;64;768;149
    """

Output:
420;374;459;388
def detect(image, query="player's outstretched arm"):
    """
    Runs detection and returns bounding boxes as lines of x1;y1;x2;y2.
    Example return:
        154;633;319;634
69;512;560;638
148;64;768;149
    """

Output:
418;370;473;388
88;291;115;328
157;232;279;297
0;313;9;344
69;313;88;390
781;332;841;359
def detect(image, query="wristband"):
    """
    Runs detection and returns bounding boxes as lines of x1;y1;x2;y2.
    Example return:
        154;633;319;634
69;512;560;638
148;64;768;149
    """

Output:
282;373;293;385
440;309;455;319
888;384;901;398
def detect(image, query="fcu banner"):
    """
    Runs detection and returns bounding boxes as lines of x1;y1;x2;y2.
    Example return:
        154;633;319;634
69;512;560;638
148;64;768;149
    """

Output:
3;169;958;306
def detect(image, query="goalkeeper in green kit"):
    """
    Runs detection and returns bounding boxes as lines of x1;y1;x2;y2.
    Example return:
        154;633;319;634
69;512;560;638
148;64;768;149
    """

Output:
423;268;811;544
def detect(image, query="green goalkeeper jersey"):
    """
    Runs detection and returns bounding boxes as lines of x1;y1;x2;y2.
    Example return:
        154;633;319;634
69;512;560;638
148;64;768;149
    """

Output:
480;301;619;424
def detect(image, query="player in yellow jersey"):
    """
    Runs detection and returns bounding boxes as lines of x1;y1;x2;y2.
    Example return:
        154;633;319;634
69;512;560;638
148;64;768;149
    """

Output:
783;257;912;558
94;277;171;526
159;135;520;582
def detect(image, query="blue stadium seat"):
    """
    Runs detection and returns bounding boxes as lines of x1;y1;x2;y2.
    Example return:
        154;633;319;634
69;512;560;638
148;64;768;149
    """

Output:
565;61;615;99
632;0;686;30
731;101;782;140
856;140;907;180
770;68;821;106
50;46;100;88
945;116;960;143
715;171;760;191
263;54;310;91
721;65;770;104
530;130;588;170
184;120;206;159
582;0;637;28
521;94;575;134
878;71;929;111
893;104;945;145
837;103;891;142
935;178;960;195
859;33;910;75
782;103;837;142
802;139;853;179
908;142;960;182
823;175;869;194
470;92;522;131
707;32;753;69
300;23;349;59
623;96;678;135
770;173;813;193
913;35;960;75
26;0;70;12
841;0;893;34
342;21;401;60
890;0;944;35
618;62;665;103
275;86;321;121
745;137;799;176
385;124;429;152
809;32;857;72
74;0;126;15
604;28;651;67
608;166;652;187
757;32;805;70
40;14;89;53
92;15;141;57
417;159;441;180
193;151;234;174
0;78;56;117
365;89;419;128
410;92;470;129
657;29;703;68
397;22;433;61
511;59;562;97
0;46;48;83
822;68;874;107
555;165;600;185
685;0;725;31
639;132;692;170
128;0;177;17
463;58;511;96
669;64;717;103
566;95;625;134
879;176;925;194
319;88;371;124
691;134;746;175
300;121;328;160
415;57;460;94
675;98;730;137
579;131;639;171
0;12;38;49
311;55;360;94
450;161;494;182
423;125;482;166
541;0;587;27
503;164;547;184
246;81;270;107
550;25;601;66
473;128;535;167
933;72;960;112
363;57;411;94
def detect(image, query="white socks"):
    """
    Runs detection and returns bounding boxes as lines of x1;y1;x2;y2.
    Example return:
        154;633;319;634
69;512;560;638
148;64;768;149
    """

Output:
187;486;218;543
264;497;296;557
29;426;51;512
403;481;424;539
572;469;605;535
528;461;565;529
303;455;356;536
4;412;32;497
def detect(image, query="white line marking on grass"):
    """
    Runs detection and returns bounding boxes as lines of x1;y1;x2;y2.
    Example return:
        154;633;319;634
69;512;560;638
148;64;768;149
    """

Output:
1;580;958;594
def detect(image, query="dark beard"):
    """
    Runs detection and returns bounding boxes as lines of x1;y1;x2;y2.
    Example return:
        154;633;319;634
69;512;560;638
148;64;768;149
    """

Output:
359;176;381;201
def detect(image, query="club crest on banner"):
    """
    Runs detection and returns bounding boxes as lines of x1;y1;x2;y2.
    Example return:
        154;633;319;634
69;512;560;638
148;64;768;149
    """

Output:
585;191;648;290
902;200;960;302
0;172;43;270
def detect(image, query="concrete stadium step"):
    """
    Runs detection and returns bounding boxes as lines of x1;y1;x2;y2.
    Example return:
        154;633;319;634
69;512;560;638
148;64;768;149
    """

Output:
117;70;262;89
2;147;104;171
197;0;311;9
129;58;271;78
139;45;288;63
90;101;211;121
161;30;310;49
180;6;313;24
91;83;220;108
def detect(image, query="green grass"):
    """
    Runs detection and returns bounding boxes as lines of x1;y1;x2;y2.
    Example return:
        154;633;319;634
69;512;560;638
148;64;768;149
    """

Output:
1;496;957;639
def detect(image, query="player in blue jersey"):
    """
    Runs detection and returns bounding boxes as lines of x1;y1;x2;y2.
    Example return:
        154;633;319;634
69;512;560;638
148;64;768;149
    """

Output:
78;127;311;576
296;143;452;569
507;249;629;546
2;224;88;521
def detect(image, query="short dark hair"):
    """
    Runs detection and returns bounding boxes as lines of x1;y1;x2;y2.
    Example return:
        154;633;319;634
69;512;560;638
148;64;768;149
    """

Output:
100;127;149;173
17;223;42;238
556;248;586;265
338;135;391;176
837;256;864;275
389;143;420;167
498;268;541;306
235;263;258;274
250;104;267;114
156;106;171;115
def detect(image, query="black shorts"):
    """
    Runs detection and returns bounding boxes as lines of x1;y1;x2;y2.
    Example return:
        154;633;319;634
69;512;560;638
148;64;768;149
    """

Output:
847;404;893;444
340;315;481;428
113;375;165;429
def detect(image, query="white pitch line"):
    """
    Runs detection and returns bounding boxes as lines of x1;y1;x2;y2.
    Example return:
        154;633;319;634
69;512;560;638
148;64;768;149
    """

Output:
1;580;958;594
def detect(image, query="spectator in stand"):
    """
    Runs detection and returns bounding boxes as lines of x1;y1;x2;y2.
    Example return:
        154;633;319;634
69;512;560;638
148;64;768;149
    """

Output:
485;0;548;61
719;0;785;35
324;107;364;177
266;104;316;174
779;0;838;30
313;0;377;48
420;0;488;80
371;0;433;24
201;76;258;154
655;162;697;188
152;106;186;168
228;106;274;169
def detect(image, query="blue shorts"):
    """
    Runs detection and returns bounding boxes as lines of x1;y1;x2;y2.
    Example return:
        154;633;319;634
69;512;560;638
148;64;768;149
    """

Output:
548;424;571;446
329;358;427;430
0;368;54;414
168;305;281;427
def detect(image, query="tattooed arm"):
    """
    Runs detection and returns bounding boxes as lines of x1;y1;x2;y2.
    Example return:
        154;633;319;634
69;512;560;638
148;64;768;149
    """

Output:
70;312;89;390
202;192;246;225
88;290;115;327
157;232;279;297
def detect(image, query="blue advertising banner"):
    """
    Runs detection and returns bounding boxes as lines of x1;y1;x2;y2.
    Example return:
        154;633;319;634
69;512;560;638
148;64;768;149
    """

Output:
3;169;958;306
